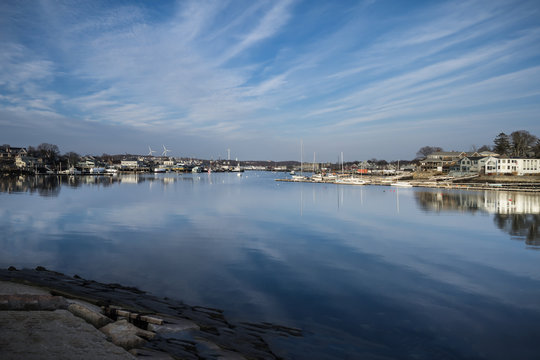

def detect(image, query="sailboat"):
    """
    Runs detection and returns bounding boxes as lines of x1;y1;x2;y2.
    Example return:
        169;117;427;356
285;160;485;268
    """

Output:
311;152;323;182
292;139;307;181
335;152;367;185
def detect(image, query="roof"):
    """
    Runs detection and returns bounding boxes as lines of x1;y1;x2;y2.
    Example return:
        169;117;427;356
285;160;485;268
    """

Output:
461;156;486;161
430;151;465;156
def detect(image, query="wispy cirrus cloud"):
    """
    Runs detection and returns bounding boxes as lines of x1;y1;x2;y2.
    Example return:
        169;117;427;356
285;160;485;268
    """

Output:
1;0;539;160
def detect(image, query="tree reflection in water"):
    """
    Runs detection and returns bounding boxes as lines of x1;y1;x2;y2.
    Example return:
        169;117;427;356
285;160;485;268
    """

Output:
494;213;540;247
415;190;540;247
0;174;177;197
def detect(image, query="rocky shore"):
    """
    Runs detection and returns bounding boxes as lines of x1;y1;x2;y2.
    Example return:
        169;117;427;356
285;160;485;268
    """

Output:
0;267;302;359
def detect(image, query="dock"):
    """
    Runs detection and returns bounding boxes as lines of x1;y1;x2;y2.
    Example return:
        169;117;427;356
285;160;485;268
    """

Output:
276;176;540;192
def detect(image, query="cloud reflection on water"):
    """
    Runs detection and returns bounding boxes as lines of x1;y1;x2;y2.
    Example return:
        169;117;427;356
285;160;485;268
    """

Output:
1;174;540;359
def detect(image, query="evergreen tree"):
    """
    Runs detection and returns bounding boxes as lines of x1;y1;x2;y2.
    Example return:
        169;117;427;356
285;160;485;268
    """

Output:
493;133;510;155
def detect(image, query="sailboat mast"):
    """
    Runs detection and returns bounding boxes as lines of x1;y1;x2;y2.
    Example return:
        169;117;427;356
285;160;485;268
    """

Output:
300;139;303;175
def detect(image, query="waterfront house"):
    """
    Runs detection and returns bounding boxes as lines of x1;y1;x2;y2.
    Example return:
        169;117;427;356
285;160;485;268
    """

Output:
495;158;540;175
121;160;140;169
77;156;96;170
15;155;40;169
0;145;27;160
457;156;481;173
457;156;499;174
496;158;518;174
484;157;498;174
420;151;473;172
515;158;540;175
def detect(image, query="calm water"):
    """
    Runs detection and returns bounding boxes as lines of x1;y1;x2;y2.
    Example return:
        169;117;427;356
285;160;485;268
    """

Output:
1;172;540;359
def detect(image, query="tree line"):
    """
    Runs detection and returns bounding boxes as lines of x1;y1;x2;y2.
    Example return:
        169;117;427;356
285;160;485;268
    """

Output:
416;130;540;159
493;131;539;157
12;143;123;169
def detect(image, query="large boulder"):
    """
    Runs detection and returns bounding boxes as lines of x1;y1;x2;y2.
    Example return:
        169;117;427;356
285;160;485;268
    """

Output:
68;303;112;328
100;319;155;350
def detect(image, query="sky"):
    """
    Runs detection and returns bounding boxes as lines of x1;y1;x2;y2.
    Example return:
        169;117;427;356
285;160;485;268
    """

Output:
1;0;539;161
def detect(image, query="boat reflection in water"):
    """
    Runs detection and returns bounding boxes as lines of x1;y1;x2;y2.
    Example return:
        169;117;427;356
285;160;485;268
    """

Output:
415;190;540;246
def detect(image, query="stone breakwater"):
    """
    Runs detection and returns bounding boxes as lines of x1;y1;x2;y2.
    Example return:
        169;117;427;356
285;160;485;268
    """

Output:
0;267;302;360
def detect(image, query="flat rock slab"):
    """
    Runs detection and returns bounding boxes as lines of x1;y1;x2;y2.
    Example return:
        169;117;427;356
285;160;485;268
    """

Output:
0;281;50;295
0;294;67;310
0;310;134;360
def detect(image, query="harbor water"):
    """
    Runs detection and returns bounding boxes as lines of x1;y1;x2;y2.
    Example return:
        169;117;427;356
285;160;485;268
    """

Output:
1;172;539;359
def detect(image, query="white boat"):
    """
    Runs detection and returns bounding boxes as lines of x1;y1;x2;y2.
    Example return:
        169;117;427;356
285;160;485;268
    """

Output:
324;173;337;181
391;182;413;187
105;167;118;174
231;164;244;172
154;167;167;173
90;167;105;174
291;174;307;181
191;166;202;173
336;177;367;185
60;167;81;175
311;173;323;182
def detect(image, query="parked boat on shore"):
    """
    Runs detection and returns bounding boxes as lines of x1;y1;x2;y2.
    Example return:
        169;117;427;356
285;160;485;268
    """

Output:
391;182;413;187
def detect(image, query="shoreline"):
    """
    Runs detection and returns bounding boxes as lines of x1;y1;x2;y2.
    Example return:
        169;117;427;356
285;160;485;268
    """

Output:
0;266;301;360
276;175;540;192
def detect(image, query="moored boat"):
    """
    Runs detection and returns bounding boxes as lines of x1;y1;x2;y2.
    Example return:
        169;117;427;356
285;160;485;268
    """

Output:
90;167;105;174
59;167;82;175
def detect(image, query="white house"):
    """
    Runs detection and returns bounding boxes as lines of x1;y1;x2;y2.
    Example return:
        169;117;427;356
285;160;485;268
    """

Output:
517;158;540;175
496;158;540;175
121;160;140;169
77;157;96;169
496;158;518;174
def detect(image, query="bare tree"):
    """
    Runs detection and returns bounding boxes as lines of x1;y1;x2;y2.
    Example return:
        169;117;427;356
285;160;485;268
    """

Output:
510;130;537;157
477;145;492;152
36;143;60;163
416;146;443;159
533;139;540;158
64;152;80;167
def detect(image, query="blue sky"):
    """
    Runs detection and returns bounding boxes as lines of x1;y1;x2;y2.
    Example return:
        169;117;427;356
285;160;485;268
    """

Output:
1;0;539;161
